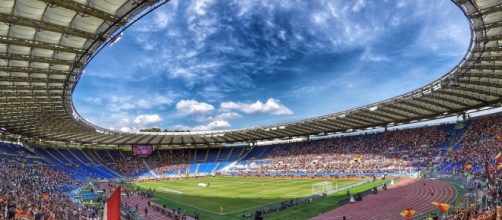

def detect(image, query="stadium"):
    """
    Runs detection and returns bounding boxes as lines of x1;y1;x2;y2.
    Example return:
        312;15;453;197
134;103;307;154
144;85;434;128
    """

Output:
0;0;501;219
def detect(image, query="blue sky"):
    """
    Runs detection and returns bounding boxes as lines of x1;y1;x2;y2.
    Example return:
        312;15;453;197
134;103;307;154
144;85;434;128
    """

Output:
73;0;470;132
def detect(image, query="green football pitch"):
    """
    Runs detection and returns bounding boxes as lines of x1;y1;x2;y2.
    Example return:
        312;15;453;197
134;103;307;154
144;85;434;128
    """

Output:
131;176;387;220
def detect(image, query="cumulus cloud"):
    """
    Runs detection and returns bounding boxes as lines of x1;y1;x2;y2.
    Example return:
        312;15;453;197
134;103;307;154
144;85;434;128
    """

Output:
133;114;163;125
220;98;293;115
175;99;215;115
192;120;231;131
215;112;242;120
112;114;163;133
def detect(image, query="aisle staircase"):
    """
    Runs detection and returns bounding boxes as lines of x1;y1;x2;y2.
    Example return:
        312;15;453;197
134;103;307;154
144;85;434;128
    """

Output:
446;121;468;154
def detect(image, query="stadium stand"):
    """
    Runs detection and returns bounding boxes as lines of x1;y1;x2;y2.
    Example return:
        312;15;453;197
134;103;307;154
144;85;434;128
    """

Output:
0;155;97;220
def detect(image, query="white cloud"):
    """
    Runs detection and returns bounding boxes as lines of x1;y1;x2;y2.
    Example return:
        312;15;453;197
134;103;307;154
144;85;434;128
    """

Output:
360;46;390;62
192;120;231;131
86;94;176;112
220;98;293;115
352;0;366;12
175;99;215;115
133;114;162;125
215;112;242;120
137;95;174;109
171;124;191;131
154;11;170;29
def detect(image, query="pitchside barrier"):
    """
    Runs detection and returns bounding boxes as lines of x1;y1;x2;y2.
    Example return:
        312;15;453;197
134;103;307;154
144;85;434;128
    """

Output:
337;177;401;206
244;194;325;219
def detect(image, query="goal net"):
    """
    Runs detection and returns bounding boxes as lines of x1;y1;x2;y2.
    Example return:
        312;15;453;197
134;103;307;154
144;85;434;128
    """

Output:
312;181;333;194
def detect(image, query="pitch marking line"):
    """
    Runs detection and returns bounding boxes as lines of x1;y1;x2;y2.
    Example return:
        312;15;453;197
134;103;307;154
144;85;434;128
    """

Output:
158;186;183;194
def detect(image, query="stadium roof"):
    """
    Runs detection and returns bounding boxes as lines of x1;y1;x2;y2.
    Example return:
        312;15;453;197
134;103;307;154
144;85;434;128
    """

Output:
0;0;501;146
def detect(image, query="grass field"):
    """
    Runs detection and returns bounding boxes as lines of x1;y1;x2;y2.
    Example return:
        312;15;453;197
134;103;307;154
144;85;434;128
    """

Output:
131;176;387;220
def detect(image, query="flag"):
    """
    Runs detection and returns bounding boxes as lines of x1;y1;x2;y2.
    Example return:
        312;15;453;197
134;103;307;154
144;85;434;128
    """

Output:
464;163;473;171
497;133;502;142
103;186;121;220
400;208;415;219
42;194;49;202
486;162;495;184
496;152;502;170
431;202;451;214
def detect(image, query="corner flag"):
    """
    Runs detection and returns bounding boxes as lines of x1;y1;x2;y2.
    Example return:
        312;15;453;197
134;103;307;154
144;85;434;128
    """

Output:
103;186;121;220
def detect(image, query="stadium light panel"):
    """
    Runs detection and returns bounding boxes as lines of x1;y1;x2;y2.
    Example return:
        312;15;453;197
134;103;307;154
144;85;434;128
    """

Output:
369;106;378;111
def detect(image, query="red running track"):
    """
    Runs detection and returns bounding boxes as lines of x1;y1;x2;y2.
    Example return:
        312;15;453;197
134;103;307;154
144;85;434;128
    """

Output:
311;178;457;220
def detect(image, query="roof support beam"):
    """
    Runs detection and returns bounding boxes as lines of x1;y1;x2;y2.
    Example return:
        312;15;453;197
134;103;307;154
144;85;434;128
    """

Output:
230;131;257;140
344;115;374;126
296;123;325;134
376;108;410;119
468;4;502;18
332;118;361;128
0;12;100;40
364;110;402;121
355;111;391;124
218;135;236;143
441;90;487;103
139;135;156;144
461;65;502;71
457;85;502;97
304;122;338;133
38;0;126;25
426;93;470;108
220;133;246;142
473;46;502;53
476;56;502;62
483;34;502;42
268;128;302;137
287;125;315;135
473;21;502;31
460;79;501;88
397;101;439;114
327;118;352;128
390;104;428;116
0;53;76;66
314;120;346;131
113;135;138;145
159;135;173;145
102;135;129;144
79;134;107;143
0;36;83;54
0;66;69;75
243;130;272;140
249;130;276;139
464;72;502;80
413;97;453;112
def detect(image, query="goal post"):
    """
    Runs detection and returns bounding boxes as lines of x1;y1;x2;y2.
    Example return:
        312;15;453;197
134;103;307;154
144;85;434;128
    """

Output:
312;181;333;194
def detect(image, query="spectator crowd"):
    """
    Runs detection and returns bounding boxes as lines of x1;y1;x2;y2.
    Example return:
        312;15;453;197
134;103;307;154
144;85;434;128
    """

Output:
231;126;449;175
0;155;97;220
